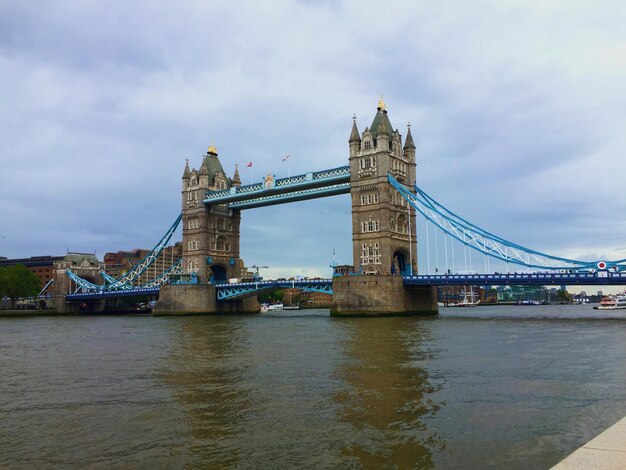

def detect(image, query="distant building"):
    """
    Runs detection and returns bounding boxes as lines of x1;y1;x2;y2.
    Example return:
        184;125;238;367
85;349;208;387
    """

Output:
496;285;547;302
0;255;64;288
104;242;182;285
439;286;485;304
299;290;332;307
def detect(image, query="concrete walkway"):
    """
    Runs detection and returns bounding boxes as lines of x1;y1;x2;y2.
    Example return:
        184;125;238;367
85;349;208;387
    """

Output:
552;416;626;469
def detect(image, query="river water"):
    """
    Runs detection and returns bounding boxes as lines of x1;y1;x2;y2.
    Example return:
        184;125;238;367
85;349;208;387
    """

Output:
1;305;625;469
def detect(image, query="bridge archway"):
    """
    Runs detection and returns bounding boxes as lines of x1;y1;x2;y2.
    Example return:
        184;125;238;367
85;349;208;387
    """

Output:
209;264;228;285
393;250;410;276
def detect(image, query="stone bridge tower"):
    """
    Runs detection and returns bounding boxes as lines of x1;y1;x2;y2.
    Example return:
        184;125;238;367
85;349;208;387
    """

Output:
348;98;417;276
181;145;242;284
332;98;437;316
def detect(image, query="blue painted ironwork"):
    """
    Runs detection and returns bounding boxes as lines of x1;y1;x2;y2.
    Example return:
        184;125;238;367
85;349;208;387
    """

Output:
403;271;626;286
66;269;101;291
67;287;160;301
216;278;332;300
38;278;55;297
230;183;350;209
101;213;182;289
204;166;350;208
388;173;626;272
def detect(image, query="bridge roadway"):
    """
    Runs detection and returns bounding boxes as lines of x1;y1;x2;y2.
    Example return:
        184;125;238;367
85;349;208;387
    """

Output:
65;271;626;302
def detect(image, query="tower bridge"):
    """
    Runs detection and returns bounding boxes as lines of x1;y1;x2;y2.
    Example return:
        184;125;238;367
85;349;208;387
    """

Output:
58;98;626;315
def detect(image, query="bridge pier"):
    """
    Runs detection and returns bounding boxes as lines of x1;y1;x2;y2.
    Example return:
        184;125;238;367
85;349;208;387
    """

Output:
330;275;438;317
52;295;105;314
154;284;259;315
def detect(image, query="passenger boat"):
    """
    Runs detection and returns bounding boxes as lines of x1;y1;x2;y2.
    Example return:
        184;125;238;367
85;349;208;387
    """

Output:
597;294;626;310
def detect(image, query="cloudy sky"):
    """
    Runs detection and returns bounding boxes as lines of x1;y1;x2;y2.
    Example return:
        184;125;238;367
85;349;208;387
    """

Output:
1;1;626;280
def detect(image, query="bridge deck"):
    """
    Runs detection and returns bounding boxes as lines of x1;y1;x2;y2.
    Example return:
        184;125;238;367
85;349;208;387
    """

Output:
65;272;625;301
204;166;350;209
403;272;626;286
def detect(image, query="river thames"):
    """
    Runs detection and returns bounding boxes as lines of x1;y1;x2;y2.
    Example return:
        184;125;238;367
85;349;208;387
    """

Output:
1;305;625;469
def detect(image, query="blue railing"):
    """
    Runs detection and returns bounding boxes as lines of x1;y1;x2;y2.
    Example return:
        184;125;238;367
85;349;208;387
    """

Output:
403;271;626;286
204;166;350;207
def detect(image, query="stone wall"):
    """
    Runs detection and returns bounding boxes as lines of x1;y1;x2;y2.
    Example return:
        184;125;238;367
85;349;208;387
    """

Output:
154;284;217;315
154;284;259;315
331;274;438;317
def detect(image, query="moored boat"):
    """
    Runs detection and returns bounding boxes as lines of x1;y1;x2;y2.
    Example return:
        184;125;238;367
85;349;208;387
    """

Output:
597;294;626;310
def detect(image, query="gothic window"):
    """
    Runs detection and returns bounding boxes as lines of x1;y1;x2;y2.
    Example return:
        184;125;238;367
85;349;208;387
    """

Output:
216;236;225;251
186;258;198;273
360;242;381;265
218;218;225;230
397;214;408;234
210;237;215;249
364;140;371;150
360;192;379;206
361;219;380;233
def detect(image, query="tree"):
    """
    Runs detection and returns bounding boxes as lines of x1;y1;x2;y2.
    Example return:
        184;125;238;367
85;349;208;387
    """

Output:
0;265;41;309
557;289;573;303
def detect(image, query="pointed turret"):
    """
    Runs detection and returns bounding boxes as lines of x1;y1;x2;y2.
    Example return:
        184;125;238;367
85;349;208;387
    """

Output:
198;158;209;188
404;123;415;150
377;112;389;137
232;164;241;187
182;159;190;180
349;115;361;143
349;114;361;159
375;103;390;151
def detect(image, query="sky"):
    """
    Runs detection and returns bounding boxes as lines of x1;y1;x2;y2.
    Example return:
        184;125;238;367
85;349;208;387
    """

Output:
1;0;626;283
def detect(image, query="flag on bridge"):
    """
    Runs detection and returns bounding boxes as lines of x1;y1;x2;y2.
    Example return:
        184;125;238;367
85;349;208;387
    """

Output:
246;162;253;167
282;155;290;161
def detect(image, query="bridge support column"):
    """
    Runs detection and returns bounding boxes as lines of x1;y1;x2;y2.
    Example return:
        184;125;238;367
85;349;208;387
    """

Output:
154;284;259;315
330;275;438;317
52;295;105;314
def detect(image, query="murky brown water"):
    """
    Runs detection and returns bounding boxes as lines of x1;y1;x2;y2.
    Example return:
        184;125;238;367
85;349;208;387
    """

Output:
1;305;625;468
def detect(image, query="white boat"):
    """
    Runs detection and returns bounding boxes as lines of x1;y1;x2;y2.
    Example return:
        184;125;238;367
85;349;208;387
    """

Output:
267;303;284;311
597;294;626;310
283;304;300;310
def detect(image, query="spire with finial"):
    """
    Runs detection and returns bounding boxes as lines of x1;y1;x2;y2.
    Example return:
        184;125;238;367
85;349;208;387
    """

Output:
404;122;415;150
377;110;389;137
349;114;361;143
182;159;191;179
199;158;208;176
232;164;241;187
207;144;218;156
377;95;386;111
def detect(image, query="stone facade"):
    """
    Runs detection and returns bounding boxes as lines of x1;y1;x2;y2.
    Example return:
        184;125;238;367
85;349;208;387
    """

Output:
154;284;258;315
52;253;102;296
181;146;243;285
331;275;437;316
348;99;417;276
